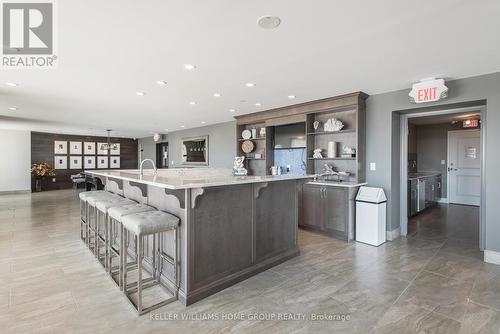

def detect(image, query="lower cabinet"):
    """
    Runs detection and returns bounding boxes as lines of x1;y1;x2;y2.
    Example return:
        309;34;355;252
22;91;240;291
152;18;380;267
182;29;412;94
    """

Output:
324;186;347;235
300;183;356;240
301;184;324;230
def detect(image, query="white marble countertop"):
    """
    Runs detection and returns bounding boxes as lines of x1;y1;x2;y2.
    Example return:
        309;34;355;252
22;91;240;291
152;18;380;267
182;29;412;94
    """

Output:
408;172;442;180
86;169;315;190
307;181;368;188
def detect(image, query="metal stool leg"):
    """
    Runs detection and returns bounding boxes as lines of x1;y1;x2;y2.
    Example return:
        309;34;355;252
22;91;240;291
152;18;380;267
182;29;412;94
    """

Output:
137;235;143;314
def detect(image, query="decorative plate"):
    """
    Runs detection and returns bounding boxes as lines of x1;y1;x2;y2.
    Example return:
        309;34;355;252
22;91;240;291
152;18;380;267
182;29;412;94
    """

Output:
241;140;255;153
241;129;252;140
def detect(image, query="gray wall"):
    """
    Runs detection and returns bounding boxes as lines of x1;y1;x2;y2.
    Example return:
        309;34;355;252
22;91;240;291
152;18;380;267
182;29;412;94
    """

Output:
138;136;156;165
366;72;500;253
138;121;236;169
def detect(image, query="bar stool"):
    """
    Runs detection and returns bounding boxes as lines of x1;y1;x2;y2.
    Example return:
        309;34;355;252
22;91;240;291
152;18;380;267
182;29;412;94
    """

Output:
94;197;137;267
86;192;122;253
107;203;155;287
78;190;108;243
121;210;180;315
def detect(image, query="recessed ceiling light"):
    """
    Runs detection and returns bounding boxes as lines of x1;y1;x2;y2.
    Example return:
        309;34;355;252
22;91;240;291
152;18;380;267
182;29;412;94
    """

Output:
184;64;196;70
246;82;256;87
213;93;222;98
257;16;281;29
8;107;17;111
229;109;236;113
180;125;185;128
136;91;145;96
288;95;296;99
156;80;167;85
255;102;262;107
189;101;196;105
5;82;18;87
201;121;206;124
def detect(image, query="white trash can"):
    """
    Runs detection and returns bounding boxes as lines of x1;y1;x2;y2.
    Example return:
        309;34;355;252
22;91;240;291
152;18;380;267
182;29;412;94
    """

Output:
355;186;387;246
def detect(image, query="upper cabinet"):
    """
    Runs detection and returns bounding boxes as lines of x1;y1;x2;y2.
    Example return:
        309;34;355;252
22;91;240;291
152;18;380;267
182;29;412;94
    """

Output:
234;92;368;183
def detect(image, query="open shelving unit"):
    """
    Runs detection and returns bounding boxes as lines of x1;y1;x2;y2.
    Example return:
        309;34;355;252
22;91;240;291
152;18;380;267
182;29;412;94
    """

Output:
305;106;365;182
234;92;367;182
235;122;274;175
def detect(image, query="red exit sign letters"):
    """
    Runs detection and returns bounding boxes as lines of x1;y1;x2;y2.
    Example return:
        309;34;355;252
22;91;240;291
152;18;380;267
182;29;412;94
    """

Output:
409;78;448;104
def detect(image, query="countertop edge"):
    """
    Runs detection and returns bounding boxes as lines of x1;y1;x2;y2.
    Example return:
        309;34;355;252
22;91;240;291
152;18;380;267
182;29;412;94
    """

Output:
85;171;315;190
306;181;368;188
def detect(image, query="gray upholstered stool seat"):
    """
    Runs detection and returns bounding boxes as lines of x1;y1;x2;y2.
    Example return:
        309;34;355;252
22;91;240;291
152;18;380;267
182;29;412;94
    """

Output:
108;203;155;221
79;190;108;201
120;210;180;315
86;192;121;206
121;211;180;236
95;197;136;212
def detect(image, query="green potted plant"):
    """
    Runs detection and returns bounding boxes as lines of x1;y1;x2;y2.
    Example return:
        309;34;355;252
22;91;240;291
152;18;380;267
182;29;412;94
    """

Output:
31;162;56;192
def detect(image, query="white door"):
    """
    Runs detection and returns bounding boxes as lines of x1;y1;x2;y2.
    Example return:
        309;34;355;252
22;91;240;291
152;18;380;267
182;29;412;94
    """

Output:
447;130;481;206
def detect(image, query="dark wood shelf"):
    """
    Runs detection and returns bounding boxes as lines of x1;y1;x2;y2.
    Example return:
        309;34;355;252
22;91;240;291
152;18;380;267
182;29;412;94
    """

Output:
306;129;356;136
308;157;356;160
238;137;266;141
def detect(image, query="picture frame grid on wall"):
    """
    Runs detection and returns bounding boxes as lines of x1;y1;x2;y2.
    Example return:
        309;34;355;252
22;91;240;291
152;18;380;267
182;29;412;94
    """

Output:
54;141;67;154
69;141;82;155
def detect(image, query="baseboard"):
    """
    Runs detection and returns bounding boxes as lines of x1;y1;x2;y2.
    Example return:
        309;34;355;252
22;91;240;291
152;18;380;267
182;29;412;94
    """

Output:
0;189;31;195
437;197;449;204
386;227;401;241
484;250;500;265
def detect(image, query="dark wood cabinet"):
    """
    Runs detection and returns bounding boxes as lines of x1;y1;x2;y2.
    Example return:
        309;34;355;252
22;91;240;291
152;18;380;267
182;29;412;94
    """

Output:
300;183;358;240
324;186;347;234
301;184;324;229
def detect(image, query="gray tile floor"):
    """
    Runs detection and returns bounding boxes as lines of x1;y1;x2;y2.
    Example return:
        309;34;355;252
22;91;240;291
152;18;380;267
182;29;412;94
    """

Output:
1;190;499;333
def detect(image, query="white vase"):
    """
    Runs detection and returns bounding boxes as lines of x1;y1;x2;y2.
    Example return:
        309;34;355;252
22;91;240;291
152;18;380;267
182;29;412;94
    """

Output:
327;141;337;158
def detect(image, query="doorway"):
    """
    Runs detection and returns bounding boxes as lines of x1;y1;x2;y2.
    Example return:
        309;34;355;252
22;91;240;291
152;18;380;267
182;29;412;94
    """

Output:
156;142;169;169
400;105;486;250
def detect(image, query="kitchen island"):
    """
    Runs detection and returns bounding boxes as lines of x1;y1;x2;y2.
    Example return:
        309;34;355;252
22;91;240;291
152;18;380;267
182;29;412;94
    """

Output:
85;168;312;305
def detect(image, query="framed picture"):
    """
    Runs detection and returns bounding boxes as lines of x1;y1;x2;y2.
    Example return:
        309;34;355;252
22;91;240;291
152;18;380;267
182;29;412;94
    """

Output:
69;156;82;169
110;156;120;169
69;141;82;155
97;142;108;155
54;156;67;169
97;156;108;169
181;135;209;166
110;143;120;155
54;141;67;154
84;156;95;169
84;142;95;155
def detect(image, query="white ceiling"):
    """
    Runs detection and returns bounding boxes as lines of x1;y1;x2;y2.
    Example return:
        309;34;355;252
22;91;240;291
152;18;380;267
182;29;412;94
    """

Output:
1;0;499;138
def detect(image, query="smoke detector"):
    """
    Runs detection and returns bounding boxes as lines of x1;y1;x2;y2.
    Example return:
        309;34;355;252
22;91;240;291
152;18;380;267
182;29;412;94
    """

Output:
257;16;281;29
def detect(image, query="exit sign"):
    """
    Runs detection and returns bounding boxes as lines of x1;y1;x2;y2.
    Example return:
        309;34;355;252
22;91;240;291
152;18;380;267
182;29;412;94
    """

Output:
409;78;448;104
463;119;479;128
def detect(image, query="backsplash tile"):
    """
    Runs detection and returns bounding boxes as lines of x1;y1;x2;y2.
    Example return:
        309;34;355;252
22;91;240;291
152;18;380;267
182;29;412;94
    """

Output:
274;148;307;175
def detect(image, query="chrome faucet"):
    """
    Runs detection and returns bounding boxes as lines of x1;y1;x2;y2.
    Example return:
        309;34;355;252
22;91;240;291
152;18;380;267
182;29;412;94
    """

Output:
139;159;157;176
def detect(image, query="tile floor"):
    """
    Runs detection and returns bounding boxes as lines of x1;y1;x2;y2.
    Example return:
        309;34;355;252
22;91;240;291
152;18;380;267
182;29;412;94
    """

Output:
0;190;499;333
